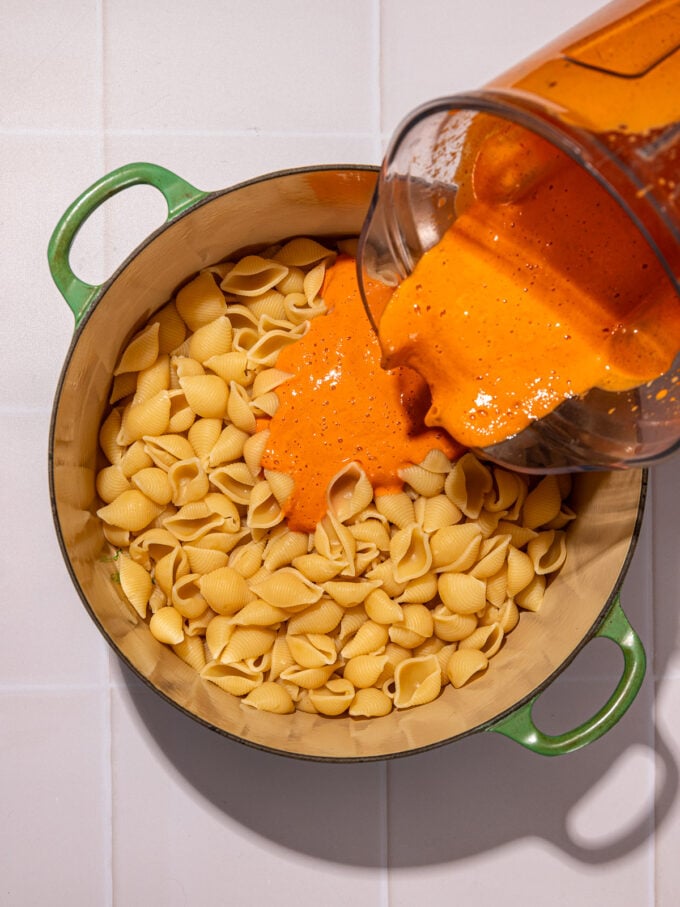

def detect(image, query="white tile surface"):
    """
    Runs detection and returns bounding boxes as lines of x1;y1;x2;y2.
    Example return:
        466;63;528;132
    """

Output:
2;1;679;905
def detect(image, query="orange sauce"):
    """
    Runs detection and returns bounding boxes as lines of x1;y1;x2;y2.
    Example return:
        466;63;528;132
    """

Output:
377;122;680;449
261;257;462;532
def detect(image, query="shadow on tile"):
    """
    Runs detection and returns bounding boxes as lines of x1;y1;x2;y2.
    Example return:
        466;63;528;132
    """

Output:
120;633;678;868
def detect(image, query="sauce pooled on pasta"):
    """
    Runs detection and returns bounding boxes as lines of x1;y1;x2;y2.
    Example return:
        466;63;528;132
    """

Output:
261;256;462;532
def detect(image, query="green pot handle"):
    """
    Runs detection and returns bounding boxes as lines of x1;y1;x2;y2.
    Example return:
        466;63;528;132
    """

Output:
47;162;208;326
487;596;645;756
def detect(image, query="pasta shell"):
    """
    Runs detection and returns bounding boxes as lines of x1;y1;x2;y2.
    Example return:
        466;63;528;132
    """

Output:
118;554;152;618
515;574;547;612
172;635;206;672
202;493;240;531
283;291;325;325
200;662;263;696
459;622;504;659
444;452;493;519
348;518;391;551
432;605;478;642
184;544;229;574
264;531;309;572
134;354;170;404
205;615;234;659
119;440;154;478
109;370;137;404
397;572;438;604
149;606;184;645
286;599;344;635
349;687;393;718
247;290;287;322
226;381;257;433
221;255;289;297
220;627;277;665
308;678;355;716
247;328;304;369
130;467;173;505
99;409;125;464
470;535;511;579
506;546;536;596
243;431;269;477
374;492;415;528
166;389;196;433
175;271;227;331
188;315;233;363
326;462;374;523
364;589;403;625
129;527;179;568
390;523;432;582
154;301;187;354
167;457;209;506
154;545;190;598
365;560;407;598
415;494;462;532
287;633;337;669
343;654;388;689
96;465;132;504
199;566;252;615
438;572;487;615
209;462;256;504
393;655;441;708
291;552;343;583
263;469;295;507
163;501;225;542
102;524;130;548
225;541;263;581
114;322;160;376
97;490;163;532
340;620;389;658
143;433;195;469
230;599;289;627
398;463;445;497
523;476;563;529
527;530;567;575
208;424;249;467
250;568;323;610
430;523;483;572
247;480;284;530
188;417;223;461
389;603;434;649
279;663;337;691
322;579;382;606
272;238;334;267
242;681;295;714
169;573;206;620
118;391;171;445
313;513;356;573
485;467;525;514
275;267;304;295
446;648;489;688
179;374;229;419
204;351;253;386
252;367;292;397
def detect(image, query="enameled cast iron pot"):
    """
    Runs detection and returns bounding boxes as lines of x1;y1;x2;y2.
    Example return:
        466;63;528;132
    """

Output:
48;163;647;761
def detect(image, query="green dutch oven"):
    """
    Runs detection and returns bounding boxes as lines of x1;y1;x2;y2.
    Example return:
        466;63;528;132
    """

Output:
48;162;647;760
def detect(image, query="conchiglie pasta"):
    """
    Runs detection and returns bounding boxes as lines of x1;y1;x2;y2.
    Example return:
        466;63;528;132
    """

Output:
95;239;576;720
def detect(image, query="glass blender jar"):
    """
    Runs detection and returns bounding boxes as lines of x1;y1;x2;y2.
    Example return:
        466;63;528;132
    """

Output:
358;0;680;471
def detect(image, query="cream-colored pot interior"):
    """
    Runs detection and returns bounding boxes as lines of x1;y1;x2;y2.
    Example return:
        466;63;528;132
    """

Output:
50;167;645;760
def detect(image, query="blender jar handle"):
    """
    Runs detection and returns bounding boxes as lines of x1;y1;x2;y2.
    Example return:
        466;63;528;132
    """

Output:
487;596;646;755
47;162;208;326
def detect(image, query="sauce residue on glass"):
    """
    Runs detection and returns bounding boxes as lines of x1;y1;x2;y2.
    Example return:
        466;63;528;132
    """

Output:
377;121;680;449
261;256;462;532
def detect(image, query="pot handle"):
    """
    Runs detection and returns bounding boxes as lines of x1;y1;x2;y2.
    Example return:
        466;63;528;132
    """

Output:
47;162;208;325
487;596;645;756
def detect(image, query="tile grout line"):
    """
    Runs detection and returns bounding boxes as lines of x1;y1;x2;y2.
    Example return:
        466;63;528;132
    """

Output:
95;1;114;904
374;4;390;906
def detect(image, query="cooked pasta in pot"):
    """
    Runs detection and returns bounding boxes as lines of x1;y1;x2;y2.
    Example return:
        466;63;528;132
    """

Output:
95;238;575;718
